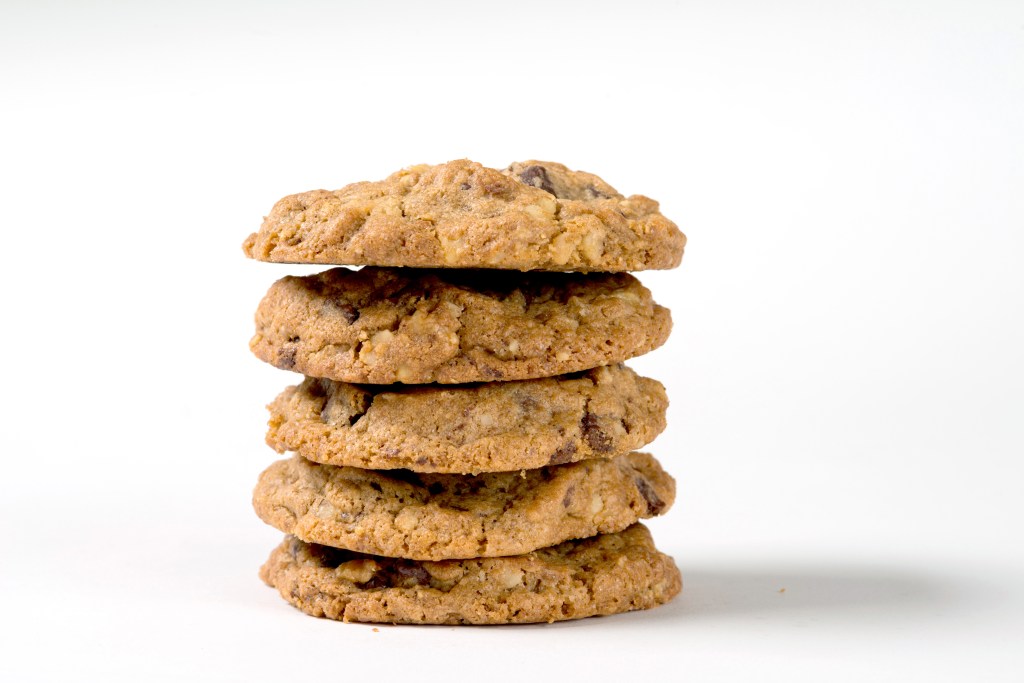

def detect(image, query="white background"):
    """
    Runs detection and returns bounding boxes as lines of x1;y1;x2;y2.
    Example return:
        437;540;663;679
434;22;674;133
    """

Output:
2;1;1022;680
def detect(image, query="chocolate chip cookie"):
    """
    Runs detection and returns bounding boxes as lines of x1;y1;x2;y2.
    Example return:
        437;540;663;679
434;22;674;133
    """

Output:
250;267;671;384
252;452;674;560
265;364;667;474
260;523;681;624
243;159;685;272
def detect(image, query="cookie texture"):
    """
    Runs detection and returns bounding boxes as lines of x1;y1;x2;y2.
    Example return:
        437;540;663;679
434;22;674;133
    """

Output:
243;159;685;272
260;523;681;624
253;452;674;560
266;364;667;474
250;267;672;384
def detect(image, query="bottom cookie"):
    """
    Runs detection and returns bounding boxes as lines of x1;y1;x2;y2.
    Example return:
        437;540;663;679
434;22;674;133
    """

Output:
260;523;681;624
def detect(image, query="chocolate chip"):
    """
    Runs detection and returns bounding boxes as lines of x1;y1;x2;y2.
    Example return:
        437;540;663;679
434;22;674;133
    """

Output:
562;485;575;508
332;300;359;324
287;536;302;560
481;179;513;197
549;440;577;465
460;182;471;190
634;477;666;515
362;574;386;589
277;345;297;370
585;185;610;199
581;412;613;453
518;395;540;412
518;165;556;195
480;365;504;379
363;561;431;588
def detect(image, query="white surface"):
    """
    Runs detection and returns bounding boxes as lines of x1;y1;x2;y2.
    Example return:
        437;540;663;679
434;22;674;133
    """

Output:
2;1;1022;681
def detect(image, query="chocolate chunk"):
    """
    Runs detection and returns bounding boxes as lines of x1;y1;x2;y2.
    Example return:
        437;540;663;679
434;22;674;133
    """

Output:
332;300;359;324
581;412;613;453
586;185;610;199
481;179;513;198
362;574;386;589
518;395;540;412
634;477;666;515
277;345;297;370
363;561;432;589
518;165;556;195
479;365;504;379
562;485;575;508
549;441;578;465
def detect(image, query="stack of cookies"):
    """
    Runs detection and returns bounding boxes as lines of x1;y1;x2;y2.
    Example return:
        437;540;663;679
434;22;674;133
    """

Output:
243;160;686;624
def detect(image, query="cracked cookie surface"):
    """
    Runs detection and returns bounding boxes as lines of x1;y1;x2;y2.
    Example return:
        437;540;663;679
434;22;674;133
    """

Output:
260;523;681;624
266;364;667;474
250;267;671;384
243;159;685;272
252;452;674;561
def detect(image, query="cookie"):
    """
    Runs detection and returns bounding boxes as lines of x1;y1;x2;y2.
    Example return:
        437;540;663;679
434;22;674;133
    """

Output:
260;523;681;624
252;452;674;560
250;267;671;384
265;364;667;474
242;159;685;272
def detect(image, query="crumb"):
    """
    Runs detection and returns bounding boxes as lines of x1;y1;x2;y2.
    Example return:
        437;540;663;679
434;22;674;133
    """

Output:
372;627;379;632
778;588;786;594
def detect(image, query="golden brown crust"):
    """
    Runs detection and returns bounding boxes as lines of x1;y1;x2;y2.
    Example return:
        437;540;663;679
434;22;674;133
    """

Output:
252;452;675;560
242;159;685;272
250;267;672;384
259;524;681;624
265;364;667;473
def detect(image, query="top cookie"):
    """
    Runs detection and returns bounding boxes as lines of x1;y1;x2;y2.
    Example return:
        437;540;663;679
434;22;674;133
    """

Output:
242;159;685;272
